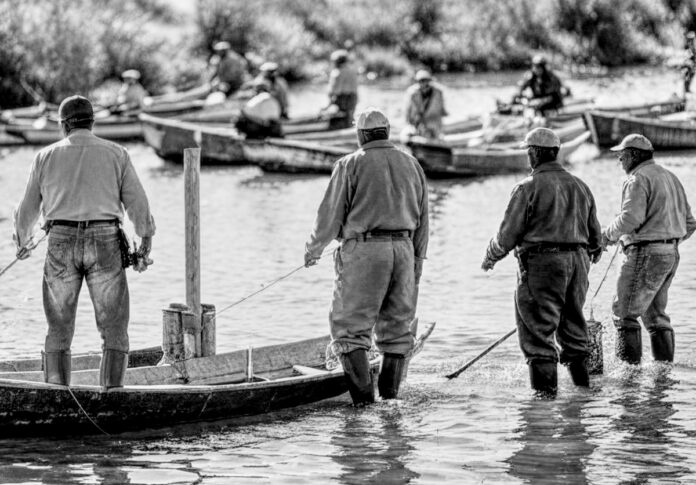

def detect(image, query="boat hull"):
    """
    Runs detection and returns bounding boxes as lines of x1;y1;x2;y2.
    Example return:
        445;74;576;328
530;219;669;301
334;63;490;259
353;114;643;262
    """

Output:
584;110;696;149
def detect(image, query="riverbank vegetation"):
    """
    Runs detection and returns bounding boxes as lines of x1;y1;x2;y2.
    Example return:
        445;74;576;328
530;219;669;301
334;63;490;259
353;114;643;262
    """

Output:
1;0;695;108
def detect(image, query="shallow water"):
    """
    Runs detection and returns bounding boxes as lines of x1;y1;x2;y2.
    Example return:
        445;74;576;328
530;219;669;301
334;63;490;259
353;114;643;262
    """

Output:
0;67;695;484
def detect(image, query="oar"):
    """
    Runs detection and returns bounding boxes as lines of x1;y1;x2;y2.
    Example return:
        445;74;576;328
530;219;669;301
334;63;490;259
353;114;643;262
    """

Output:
445;328;517;379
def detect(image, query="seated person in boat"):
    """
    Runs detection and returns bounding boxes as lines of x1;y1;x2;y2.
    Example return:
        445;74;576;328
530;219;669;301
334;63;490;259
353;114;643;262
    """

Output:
326;49;359;129
247;61;290;119
235;80;283;139
13;95;156;390
208;41;248;96
115;69;149;113
482;127;602;397
304;107;429;406
403;69;448;139
513;55;565;115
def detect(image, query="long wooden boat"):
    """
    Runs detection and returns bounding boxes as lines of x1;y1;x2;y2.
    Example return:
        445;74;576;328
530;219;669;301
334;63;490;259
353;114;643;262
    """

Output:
584;110;696;149
407;121;591;177
5;114;144;144
496;96;596;123
0;322;435;436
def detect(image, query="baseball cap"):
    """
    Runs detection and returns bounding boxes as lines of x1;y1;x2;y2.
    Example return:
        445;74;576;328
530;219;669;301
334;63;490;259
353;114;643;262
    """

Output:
259;62;279;72
213;41;231;51
355;107;389;130
121;69;141;80
58;95;94;122
330;49;349;63
532;54;547;66
609;134;654;151
519;127;560;148
415;69;432;81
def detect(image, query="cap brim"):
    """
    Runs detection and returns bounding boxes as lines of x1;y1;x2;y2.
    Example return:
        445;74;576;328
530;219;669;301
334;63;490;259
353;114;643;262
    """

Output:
519;140;529;148
609;144;625;151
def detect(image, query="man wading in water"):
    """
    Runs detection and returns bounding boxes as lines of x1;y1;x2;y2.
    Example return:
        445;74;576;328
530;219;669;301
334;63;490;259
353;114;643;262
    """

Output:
602;134;696;365
14;95;156;390
304;107;429;406
482;127;603;397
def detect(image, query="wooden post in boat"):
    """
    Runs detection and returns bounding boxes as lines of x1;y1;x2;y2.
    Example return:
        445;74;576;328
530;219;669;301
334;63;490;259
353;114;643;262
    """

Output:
201;303;216;357
184;148;202;357
161;303;187;364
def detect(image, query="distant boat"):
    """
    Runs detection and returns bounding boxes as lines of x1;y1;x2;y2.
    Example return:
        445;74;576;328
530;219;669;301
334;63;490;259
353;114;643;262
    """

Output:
0;322;435;437
584;110;696;149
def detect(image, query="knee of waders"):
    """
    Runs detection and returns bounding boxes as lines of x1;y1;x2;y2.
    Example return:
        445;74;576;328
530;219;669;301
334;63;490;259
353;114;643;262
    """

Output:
100;349;129;390
616;328;642;365
43;350;71;386
340;349;375;407
378;353;407;400
650;329;674;363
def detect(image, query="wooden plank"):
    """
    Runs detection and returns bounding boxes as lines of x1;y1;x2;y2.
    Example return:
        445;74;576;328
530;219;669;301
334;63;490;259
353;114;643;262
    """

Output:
184;148;202;356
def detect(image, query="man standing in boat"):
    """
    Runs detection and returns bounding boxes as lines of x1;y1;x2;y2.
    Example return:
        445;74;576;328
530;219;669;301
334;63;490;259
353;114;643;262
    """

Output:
304;107;429;406
403;69;448;139
326;49;359;129
602;134;696;365
482;127;603;397
209;41;247;96
13;95;156;390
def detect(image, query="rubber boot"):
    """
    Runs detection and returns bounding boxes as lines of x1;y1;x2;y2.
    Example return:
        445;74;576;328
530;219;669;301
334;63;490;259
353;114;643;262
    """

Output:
100;349;129;390
43;350;71;385
650;329;675;363
378;353;406;399
616;328;642;364
340;349;375;406
529;361;557;397
566;357;590;387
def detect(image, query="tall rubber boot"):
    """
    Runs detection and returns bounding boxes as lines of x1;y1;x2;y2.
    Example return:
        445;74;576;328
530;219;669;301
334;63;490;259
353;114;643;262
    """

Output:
566;357;590;387
650;329;675;363
100;349;129;390
529;361;557;397
340;349;375;406
616;328;642;364
378;353;406;399
43;350;71;385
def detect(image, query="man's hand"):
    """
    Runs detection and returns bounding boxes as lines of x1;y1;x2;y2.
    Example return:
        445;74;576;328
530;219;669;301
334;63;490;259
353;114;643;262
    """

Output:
13;233;32;260
600;233;614;248
304;252;319;267
133;236;153;273
414;257;424;285
589;248;602;264
481;257;496;272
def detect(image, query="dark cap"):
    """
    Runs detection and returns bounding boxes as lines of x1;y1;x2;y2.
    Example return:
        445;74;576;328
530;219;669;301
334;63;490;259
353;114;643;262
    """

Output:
58;95;94;123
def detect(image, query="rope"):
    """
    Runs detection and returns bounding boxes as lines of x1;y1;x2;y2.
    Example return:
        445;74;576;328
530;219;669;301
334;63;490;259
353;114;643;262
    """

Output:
589;245;620;320
66;387;111;436
217;244;337;316
0;233;48;279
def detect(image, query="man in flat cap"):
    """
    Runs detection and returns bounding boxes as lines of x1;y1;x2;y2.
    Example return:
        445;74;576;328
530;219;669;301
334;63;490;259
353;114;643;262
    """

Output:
14;94;156;390
209;41;247;95
603;134;696;365
482;127;603;397
404;69;448;139
304;107;429;406
115;69;149;113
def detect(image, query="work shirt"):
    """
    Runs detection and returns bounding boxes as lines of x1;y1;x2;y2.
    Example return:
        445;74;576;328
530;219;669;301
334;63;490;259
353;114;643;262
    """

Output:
487;162;602;261
405;83;448;138
14;129;156;245
210;52;247;92
116;82;148;110
305;139;429;260
329;63;358;97
242;92;281;123
604;159;696;246
518;70;563;109
253;74;289;117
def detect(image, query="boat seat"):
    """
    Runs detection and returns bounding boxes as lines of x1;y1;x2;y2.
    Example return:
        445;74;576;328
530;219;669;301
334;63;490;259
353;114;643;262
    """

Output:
293;365;330;376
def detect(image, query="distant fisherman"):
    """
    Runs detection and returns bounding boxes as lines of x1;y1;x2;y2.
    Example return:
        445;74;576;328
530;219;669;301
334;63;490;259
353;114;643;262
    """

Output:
326;49;359;129
14;95;156;389
255;62;289;119
482;127;603;397
603;134;696;364
514;55;565;114
115;69;149;112
404;69;448;139
235;79;282;139
304;107;429;406
209;41;247;95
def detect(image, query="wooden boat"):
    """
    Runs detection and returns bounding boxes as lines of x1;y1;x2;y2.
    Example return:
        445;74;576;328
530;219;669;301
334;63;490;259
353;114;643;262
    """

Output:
5;114;144;144
407;121;591;177
496;96;596;123
584;110;696;149
0;322;435;436
248;139;352;174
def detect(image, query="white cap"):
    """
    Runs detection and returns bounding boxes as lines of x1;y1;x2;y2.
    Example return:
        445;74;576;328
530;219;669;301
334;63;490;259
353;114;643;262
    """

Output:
355;107;389;130
519;127;560;148
610;134;654;151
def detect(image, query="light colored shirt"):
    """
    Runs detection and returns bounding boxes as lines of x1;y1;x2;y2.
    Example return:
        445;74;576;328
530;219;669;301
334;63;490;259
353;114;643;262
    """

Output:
242;92;281;123
116;82;148;109
329;64;358;96
405;83;448;139
604;159;696;245
487;162;602;261
14;129;156;245
253;74;289;116
305;139;429;260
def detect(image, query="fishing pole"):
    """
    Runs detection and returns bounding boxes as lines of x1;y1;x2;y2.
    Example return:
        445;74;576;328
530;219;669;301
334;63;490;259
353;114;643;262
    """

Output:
445;245;621;380
0;234;47;279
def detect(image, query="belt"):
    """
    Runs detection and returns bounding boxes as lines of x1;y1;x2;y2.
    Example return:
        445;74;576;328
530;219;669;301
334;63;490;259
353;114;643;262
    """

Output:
361;229;412;241
625;238;679;249
523;243;587;254
50;219;119;228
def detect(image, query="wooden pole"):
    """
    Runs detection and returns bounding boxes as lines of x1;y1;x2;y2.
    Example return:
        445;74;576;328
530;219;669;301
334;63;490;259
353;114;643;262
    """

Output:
184;148;202;356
